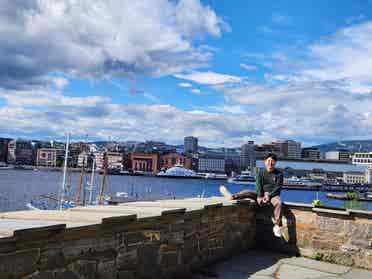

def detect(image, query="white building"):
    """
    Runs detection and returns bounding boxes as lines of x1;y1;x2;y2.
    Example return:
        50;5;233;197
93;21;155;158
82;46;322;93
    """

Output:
36;148;57;167
325;151;351;162
95;151;123;170
198;157;225;173
352;152;372;166
342;171;366;184
365;168;372;184
240;141;256;171
351;152;372;184
286;140;302;159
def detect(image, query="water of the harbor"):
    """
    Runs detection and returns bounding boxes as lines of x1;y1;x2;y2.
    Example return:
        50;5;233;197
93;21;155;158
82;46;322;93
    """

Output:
1;159;372;212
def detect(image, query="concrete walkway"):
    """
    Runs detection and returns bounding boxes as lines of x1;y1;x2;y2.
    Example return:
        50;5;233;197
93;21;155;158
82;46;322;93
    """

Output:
195;250;372;279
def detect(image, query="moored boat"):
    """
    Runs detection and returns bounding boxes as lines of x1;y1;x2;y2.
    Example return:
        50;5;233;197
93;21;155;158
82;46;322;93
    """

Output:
157;164;202;179
227;171;256;185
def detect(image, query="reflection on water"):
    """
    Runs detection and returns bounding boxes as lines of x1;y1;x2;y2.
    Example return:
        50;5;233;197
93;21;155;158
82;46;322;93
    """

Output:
343;200;368;211
1;169;372;212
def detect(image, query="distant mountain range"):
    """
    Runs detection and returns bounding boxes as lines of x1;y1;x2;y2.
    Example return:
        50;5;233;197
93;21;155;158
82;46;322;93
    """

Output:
90;139;372;154
311;140;372;153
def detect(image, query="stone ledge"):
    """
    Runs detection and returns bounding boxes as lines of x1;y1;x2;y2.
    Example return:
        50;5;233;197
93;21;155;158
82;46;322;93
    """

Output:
284;202;313;209
312;207;350;216
347;209;372;218
161;208;186;216
101;214;137;225
14;224;66;241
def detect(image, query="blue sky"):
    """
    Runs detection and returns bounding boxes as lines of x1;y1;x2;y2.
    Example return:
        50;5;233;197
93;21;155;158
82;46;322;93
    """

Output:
1;0;372;147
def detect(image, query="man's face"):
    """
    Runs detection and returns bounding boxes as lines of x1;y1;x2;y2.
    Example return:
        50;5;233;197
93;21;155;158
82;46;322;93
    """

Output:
264;157;276;172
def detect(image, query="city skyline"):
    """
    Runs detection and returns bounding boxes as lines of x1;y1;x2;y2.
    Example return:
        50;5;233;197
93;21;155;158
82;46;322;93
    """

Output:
1;1;372;147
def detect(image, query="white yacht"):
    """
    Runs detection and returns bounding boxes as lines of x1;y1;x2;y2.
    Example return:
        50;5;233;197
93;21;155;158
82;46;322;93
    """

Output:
228;170;256;185
283;176;322;187
202;173;228;180
157;164;202;179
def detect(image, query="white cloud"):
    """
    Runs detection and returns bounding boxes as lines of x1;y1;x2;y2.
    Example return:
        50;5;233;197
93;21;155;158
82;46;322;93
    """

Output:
220;79;372;144
178;82;193;88
0;0;227;89
268;21;372;94
190;88;201;94
240;63;257;71
0;87;260;147
174;71;242;85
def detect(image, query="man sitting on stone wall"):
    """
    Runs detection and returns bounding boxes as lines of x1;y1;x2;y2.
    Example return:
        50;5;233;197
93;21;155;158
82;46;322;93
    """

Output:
220;153;284;238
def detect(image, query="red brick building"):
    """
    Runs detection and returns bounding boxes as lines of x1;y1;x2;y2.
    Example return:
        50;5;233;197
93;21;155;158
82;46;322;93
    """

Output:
160;153;192;170
130;153;159;174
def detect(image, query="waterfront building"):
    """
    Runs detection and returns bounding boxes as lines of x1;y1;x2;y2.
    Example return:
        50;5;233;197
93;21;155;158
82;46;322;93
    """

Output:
308;168;328;182
352;152;372;166
130;153;159;174
160;152;192;170
301;147;320;160
255;143;283;159
7;139;33;165
240;141;256;172
223;149;240;175
36;148;57;167
184;136;198;154
342;171;366;184
286;140;302;159
272;140;302;159
0;138;11;163
365;168;372;184
271;141;287;158
325;150;351;162
66;142;90;167
198;153;225;173
77;152;94;169
95;151;123;170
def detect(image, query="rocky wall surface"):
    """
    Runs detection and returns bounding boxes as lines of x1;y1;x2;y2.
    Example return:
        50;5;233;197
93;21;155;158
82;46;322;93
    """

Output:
256;202;372;270
0;201;256;279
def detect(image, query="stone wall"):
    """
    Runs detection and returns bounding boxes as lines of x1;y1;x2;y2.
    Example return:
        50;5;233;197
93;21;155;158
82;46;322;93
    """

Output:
256;202;372;270
2;198;372;278
0;201;256;279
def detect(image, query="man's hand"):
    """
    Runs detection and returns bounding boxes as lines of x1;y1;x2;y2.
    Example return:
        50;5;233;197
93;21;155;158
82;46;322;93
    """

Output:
257;196;264;205
263;192;270;203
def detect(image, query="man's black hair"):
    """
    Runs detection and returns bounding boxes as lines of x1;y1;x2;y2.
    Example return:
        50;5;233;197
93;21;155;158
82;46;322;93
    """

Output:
263;153;277;161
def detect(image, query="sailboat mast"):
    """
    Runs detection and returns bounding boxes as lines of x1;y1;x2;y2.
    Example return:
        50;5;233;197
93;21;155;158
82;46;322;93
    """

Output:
59;133;70;210
88;158;96;205
98;152;108;205
75;157;86;206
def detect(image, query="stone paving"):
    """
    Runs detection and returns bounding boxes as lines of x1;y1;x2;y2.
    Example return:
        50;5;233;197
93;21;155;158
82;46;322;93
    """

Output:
195;250;372;279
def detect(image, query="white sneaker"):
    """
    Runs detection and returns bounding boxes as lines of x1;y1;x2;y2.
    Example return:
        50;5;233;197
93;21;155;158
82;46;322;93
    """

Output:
219;185;232;200
273;225;282;238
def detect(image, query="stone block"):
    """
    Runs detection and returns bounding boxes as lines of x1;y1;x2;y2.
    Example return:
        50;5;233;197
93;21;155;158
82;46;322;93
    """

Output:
117;248;138;270
126;231;145;247
14;224;66;242
54;270;81;279
0;248;40;279
38;248;66;271
117;270;136;279
97;260;117;279
68;259;98;279
138;244;160;269
160;251;179;268
26;270;55;279
321;251;355;267
0;238;16;254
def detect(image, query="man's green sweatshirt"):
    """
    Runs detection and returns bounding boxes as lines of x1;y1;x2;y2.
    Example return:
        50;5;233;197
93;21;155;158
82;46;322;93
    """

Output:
256;168;283;198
